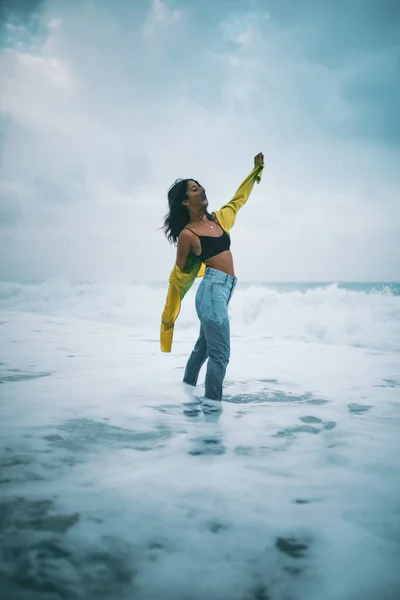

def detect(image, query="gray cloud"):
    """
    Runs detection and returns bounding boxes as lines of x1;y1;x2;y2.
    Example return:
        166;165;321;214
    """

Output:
0;192;21;224
263;0;400;147
266;0;399;60
0;0;45;42
341;52;400;147
0;0;399;282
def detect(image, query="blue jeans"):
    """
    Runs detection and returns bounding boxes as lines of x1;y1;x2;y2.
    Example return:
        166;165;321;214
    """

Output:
183;267;237;400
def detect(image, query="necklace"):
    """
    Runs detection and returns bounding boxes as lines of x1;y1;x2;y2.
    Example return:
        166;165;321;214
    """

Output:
195;216;214;229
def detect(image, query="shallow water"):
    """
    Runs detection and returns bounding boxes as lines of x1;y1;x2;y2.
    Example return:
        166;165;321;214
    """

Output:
1;282;400;600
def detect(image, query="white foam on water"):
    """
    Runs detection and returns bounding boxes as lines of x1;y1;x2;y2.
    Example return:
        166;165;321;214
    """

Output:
231;282;400;352
1;279;400;351
1;282;400;599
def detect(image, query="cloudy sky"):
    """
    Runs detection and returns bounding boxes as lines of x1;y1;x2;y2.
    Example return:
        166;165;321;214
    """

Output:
0;0;399;282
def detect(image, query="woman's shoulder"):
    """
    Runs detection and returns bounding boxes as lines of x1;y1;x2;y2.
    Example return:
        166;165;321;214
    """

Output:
178;227;195;240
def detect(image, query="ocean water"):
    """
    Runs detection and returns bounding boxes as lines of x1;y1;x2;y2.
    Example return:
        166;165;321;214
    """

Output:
1;279;400;600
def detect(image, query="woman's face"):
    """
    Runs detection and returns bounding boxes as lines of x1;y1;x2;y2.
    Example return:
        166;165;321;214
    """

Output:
184;180;208;208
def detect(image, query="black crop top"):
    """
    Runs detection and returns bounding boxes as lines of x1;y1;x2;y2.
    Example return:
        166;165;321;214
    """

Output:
185;226;231;262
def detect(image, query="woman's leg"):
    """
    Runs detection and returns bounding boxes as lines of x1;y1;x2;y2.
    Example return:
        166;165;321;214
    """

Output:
201;314;230;400
183;325;208;386
197;280;232;401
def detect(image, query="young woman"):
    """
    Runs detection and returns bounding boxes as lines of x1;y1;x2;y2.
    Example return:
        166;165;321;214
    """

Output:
161;152;264;401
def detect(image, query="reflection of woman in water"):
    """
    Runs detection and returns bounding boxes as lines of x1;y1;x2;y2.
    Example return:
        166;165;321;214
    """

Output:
161;152;264;401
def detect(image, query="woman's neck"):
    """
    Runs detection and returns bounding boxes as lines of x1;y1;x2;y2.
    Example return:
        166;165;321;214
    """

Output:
190;212;208;224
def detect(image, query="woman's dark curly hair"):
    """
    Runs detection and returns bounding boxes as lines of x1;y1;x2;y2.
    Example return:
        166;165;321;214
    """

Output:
162;178;215;244
162;179;194;244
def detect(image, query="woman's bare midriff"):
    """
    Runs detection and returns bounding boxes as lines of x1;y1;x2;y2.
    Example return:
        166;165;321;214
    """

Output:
186;220;235;276
204;250;235;276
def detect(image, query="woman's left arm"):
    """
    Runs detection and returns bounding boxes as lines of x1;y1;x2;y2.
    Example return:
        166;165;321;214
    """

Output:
213;152;264;232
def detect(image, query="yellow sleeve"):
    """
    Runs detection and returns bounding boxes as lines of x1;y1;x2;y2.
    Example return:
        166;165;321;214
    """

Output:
213;163;264;231
160;261;205;353
160;280;181;352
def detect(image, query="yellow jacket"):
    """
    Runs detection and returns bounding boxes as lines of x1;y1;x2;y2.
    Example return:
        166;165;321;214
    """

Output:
160;162;264;352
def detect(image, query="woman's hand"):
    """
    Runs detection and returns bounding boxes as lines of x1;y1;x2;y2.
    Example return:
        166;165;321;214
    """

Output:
254;152;264;166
